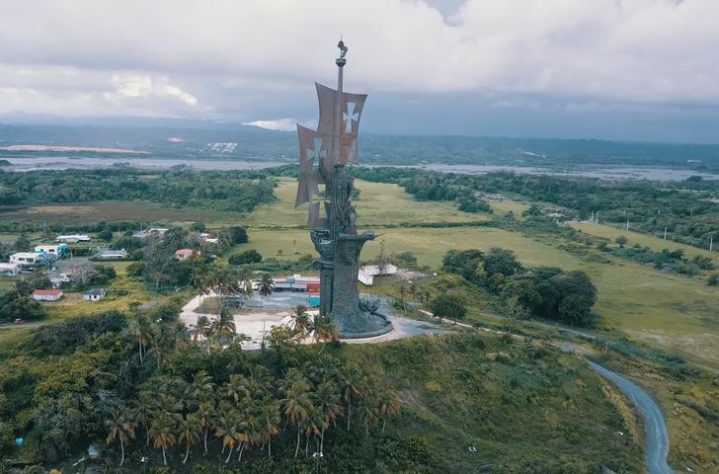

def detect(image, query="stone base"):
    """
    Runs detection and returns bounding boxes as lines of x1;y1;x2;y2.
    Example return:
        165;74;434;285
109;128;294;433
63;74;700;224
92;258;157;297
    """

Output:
335;309;393;339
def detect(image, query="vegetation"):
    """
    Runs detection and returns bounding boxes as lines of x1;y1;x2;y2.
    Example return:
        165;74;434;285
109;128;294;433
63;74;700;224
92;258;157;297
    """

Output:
442;248;598;327
0;299;642;472
352;167;719;251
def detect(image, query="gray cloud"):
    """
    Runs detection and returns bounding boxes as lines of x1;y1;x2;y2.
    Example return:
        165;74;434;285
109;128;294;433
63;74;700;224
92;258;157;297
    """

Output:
0;0;717;141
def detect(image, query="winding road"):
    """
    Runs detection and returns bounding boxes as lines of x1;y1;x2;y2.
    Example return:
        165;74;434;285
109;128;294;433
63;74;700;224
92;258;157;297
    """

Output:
586;360;674;474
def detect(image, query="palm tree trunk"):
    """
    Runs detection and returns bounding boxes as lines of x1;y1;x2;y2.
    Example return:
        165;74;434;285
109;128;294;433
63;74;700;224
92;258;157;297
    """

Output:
138;338;143;363
183;442;190;464
120;438;125;466
145;423;150;446
295;426;301;458
237;442;245;462
268;438;272;459
225;443;234;464
162;446;167;465
203;429;208;455
320;427;324;454
382;419;386;433
305;434;309;457
346;402;352;430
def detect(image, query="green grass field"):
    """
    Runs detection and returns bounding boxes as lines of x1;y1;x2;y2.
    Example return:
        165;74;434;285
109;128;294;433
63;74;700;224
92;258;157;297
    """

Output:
244;178;489;228
0;201;248;227
572;222;719;265
240;182;719;367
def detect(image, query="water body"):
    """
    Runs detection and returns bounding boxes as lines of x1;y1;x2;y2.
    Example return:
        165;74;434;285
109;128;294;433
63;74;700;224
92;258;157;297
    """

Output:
420;163;718;181
2;155;717;181
1;156;286;172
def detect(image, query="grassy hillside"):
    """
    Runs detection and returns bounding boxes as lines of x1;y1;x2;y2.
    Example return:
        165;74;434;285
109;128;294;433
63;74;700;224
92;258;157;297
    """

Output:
340;333;642;473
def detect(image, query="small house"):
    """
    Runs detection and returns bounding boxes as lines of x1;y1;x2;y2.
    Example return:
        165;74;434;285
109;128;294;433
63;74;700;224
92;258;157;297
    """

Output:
358;263;398;285
0;263;20;277
9;252;44;268
83;288;107;302
174;248;199;261
34;243;69;259
49;272;71;289
32;289;63;302
199;233;220;244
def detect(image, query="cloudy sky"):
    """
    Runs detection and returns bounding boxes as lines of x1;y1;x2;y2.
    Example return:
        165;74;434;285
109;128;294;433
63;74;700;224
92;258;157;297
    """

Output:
1;0;718;142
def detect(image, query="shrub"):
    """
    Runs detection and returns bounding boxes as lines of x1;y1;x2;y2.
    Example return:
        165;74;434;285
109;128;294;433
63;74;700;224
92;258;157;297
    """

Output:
429;294;466;321
229;249;262;265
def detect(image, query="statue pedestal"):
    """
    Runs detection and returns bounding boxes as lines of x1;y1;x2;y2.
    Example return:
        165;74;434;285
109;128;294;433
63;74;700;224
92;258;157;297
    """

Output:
331;232;393;338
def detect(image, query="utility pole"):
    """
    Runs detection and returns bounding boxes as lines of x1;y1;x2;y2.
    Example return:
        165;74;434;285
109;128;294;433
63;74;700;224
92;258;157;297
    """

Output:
664;227;667;240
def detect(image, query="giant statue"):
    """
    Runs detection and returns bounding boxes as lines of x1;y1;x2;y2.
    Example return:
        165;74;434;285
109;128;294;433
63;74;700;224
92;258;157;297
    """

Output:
294;40;392;338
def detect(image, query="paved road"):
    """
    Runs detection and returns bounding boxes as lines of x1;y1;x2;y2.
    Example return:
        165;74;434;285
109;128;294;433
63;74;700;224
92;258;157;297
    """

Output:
586;360;674;474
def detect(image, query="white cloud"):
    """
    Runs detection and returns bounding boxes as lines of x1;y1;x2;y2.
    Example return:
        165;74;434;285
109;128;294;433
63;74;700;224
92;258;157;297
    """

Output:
0;0;717;119
111;75;197;106
243;118;297;131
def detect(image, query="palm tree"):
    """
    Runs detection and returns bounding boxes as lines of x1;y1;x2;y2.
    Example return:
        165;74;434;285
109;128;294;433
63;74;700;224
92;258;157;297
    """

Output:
313;380;343;454
211;308;236;338
196;400;216;456
214;266;241;316
257;397;281;459
258;273;275;304
238;267;254;304
215;407;239;464
223;374;250;404
150;411;179;465
105;406;136;467
191;371;216;403
132;392;156;446
291;305;313;340
313;314;339;352
191;261;211;302
189;315;210;342
377;388;401;433
234;399;255;463
147;324;175;370
281;377;314;457
356;395;380;435
339;365;366;430
178;413;203;464
128;312;151;364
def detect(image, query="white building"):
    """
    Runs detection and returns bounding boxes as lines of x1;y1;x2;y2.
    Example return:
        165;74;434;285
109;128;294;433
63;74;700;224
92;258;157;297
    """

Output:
9;252;43;268
34;244;68;258
358;263;398;286
199;233;220;244
83;288;107;302
56;234;91;243
0;263;20;276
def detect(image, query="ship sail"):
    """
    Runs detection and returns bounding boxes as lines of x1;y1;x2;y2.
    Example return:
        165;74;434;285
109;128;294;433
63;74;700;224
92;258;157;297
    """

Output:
295;76;366;228
315;83;367;167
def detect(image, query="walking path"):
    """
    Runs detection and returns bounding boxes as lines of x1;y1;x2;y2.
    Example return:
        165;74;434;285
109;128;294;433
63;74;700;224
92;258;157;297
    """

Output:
179;293;441;350
586;360;674;474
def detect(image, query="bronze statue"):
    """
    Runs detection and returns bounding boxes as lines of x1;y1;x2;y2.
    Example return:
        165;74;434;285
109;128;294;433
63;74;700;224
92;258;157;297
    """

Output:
294;40;392;338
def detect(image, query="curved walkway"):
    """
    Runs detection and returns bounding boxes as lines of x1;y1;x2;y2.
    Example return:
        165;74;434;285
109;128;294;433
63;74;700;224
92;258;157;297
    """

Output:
586;360;674;474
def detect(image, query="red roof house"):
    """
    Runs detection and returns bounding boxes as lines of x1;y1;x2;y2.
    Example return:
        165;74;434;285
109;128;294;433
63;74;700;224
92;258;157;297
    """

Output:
32;289;63;302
